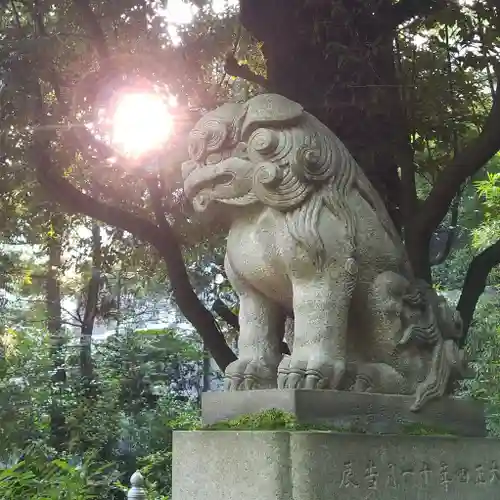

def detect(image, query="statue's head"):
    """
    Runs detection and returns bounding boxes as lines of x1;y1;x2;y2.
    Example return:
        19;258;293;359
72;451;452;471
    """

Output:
181;93;341;214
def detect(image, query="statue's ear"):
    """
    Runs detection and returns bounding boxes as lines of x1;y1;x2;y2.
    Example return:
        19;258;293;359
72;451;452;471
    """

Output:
241;94;304;138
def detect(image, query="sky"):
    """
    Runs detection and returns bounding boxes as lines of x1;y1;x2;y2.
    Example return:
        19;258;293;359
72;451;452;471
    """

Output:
160;0;238;45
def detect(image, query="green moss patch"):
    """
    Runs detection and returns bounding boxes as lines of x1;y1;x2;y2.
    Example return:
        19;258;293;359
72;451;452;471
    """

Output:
200;409;365;432
199;409;458;436
400;422;457;436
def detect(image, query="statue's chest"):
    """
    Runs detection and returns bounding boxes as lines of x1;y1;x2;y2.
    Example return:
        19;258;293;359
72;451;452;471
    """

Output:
226;209;292;281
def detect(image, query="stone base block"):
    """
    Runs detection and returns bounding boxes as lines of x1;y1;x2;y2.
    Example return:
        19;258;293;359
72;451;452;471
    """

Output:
202;389;486;437
173;430;500;500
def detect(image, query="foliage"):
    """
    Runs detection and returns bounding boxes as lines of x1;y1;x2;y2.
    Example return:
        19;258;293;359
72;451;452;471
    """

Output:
432;245;478;291
0;449;118;500
0;327;54;458
463;298;500;436
474;170;500;250
137;451;173;499
0;320;202;499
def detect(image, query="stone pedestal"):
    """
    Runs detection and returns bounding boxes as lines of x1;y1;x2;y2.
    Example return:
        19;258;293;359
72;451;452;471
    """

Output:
173;391;493;499
173;430;500;500
202;389;486;437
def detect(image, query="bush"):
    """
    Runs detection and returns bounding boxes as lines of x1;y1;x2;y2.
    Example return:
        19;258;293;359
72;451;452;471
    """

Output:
462;298;500;436
0;327;203;499
0;448;119;500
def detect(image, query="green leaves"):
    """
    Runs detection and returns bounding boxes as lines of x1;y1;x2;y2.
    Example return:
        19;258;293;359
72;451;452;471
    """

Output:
473;167;500;251
475;171;500;210
463;298;500;436
0;321;203;498
0;451;117;500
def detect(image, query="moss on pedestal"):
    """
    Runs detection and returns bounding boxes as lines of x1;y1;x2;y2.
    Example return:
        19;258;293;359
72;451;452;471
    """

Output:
200;408;457;435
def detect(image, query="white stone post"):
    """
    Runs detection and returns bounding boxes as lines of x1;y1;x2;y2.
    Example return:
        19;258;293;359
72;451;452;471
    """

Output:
127;471;146;500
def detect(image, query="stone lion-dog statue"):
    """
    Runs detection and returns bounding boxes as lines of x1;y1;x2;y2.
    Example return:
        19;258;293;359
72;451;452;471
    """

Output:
181;93;465;411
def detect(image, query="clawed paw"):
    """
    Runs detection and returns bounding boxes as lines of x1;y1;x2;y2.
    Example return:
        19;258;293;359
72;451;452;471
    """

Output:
277;353;346;389
223;358;279;391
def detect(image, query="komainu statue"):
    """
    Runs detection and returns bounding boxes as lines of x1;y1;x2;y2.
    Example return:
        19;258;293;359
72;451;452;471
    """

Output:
182;93;465;411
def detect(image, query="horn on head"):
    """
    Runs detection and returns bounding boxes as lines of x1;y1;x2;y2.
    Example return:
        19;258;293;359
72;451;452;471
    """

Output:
241;94;304;139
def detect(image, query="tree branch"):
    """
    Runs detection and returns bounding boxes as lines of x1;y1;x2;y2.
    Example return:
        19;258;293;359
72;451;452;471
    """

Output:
430;187;462;266
457;239;500;346
29;0;237;371
224;53;269;89
72;0;109;59
212;298;239;329
383;0;452;31
31;60;236;370
35;154;236;371
413;77;500;247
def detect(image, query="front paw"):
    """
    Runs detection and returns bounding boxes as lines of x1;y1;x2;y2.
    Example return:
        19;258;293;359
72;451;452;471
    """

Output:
224;358;279;391
277;352;346;389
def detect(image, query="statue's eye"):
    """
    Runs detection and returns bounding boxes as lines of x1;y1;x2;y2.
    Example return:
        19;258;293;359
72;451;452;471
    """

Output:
206;152;223;165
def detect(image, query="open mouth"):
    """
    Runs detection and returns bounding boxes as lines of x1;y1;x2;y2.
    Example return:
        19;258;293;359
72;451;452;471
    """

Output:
184;169;236;200
210;173;234;186
182;154;257;212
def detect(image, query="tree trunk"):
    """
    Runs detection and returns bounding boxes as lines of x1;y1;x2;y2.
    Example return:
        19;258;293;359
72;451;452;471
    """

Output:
457;239;500;345
79;221;101;395
147;176;238;371
202;344;211;392
240;0;411;230
46;224;62;339
46;213;67;450
115;267;122;334
405;228;433;282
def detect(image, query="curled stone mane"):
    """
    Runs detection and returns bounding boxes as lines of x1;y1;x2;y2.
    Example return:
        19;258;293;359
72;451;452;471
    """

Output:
253;113;404;270
285;123;356;268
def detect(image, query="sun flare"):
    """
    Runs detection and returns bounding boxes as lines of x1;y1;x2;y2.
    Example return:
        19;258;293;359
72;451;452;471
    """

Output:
110;92;173;159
